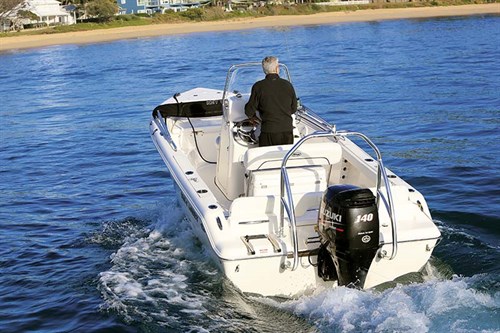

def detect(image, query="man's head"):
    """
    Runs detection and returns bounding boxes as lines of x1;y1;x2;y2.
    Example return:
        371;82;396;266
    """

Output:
262;56;279;75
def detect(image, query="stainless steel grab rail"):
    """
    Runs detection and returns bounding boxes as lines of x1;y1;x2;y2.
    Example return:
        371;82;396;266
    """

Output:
153;110;177;151
279;131;337;271
279;130;398;271
297;105;335;132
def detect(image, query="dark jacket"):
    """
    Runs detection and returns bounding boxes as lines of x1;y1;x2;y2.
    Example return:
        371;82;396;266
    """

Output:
244;73;297;133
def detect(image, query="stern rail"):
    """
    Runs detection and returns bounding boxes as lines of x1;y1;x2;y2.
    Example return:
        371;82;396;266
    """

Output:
153;110;177;151
279;130;398;271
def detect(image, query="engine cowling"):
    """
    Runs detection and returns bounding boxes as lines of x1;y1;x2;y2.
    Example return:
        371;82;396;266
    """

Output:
317;184;380;288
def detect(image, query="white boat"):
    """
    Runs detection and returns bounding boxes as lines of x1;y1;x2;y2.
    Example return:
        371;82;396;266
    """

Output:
149;63;441;298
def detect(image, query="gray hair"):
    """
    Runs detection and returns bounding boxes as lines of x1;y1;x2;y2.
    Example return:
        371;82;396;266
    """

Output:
262;56;279;75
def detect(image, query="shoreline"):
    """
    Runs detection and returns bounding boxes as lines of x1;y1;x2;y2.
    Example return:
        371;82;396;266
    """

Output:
0;4;498;52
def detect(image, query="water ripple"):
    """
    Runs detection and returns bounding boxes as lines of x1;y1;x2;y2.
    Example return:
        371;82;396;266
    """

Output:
0;14;499;333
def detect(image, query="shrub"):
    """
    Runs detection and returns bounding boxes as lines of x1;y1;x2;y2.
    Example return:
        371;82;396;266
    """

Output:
152;11;186;23
115;14;135;21
86;0;119;22
200;6;227;21
179;8;204;21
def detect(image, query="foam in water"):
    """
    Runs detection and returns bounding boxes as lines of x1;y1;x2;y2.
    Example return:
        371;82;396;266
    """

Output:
97;202;499;332
96;201;318;332
97;201;215;326
258;273;499;332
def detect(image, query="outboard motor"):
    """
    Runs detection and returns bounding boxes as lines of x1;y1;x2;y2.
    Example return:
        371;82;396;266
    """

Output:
317;184;380;288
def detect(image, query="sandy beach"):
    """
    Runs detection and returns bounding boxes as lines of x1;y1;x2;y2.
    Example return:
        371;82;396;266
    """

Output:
0;3;498;52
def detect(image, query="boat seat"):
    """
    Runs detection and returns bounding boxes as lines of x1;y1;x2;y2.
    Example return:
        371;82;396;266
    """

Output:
227;193;322;231
229;195;280;224
244;141;342;199
243;140;342;171
246;166;328;198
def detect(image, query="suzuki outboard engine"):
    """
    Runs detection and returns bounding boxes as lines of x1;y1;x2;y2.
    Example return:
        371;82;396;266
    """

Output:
317;184;380;288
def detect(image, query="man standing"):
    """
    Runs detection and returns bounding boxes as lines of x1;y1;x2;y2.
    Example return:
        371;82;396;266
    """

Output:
244;56;298;147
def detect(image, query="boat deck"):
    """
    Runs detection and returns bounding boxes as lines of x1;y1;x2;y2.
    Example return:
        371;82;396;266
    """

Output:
197;163;232;212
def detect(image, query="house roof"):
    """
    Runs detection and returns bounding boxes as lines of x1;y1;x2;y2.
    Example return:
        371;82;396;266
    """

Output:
27;0;70;17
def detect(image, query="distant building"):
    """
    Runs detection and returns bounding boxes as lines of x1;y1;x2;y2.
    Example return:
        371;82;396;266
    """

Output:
29;0;75;25
117;0;206;15
1;0;75;32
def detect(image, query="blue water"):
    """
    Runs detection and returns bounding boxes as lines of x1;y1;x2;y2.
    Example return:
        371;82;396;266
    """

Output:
1;14;499;332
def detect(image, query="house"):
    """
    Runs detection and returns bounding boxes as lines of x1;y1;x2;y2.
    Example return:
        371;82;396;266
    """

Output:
1;0;75;32
117;0;204;15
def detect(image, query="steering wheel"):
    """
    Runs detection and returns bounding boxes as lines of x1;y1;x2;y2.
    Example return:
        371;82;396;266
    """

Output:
233;118;258;145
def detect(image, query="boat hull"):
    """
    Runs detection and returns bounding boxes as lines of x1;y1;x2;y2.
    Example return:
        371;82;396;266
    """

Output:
175;181;439;297
150;82;441;297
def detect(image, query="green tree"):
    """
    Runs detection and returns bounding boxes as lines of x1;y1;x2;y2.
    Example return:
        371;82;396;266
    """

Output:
0;0;24;18
85;0;118;21
17;9;39;20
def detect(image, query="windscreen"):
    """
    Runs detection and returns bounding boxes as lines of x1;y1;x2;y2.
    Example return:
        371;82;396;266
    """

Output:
224;63;291;96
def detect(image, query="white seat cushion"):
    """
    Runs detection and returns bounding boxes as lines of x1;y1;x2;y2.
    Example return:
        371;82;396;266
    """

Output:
247;166;328;197
244;141;342;171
